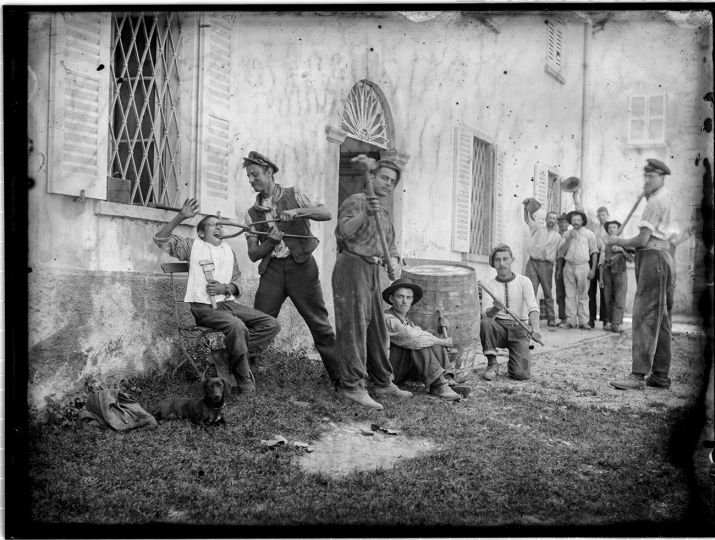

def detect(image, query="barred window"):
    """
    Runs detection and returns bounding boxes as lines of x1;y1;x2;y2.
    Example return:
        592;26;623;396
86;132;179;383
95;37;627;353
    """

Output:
469;137;496;256
628;95;666;145
109;13;181;207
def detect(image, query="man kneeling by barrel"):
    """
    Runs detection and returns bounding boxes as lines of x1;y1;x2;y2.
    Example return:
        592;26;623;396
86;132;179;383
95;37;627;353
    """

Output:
480;244;541;382
383;279;464;401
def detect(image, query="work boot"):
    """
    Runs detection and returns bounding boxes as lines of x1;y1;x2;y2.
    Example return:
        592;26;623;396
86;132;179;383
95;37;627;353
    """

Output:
604;322;612;331
610;373;645;390
579;324;592;330
547;320;558;327
645;374;671;389
429;382;461;401
558;321;575;329
611;324;624;334
483;361;499;381
374;383;413;399
342;388;384;410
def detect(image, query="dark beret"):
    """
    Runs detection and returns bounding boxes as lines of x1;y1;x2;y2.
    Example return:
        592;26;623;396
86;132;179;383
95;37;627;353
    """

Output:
489;243;514;268
243;151;279;174
644;158;670;176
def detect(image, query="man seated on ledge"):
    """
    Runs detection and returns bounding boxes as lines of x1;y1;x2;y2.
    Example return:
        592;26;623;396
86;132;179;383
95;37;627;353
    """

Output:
153;198;281;393
383;278;464;401
479;244;541;382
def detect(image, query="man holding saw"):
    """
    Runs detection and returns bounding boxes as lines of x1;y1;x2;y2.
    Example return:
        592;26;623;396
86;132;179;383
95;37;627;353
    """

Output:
479;244;542;382
333;155;412;410
242;151;341;389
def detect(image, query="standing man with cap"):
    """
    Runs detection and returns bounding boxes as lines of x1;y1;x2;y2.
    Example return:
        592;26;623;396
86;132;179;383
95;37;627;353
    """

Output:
610;159;679;390
557;208;598;329
242;151;340;389
598;219;634;334
479;244;541;381
555;213;570;324
383;278;464;401
574;192;610;328
333;154;412;409
522;199;561;327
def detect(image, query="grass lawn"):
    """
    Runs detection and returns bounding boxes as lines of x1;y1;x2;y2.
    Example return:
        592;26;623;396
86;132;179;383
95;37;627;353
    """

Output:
21;332;714;535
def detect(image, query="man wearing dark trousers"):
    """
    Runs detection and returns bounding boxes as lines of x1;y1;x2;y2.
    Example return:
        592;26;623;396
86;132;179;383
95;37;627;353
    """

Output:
154;198;280;393
555;213;570;324
242;151;340;389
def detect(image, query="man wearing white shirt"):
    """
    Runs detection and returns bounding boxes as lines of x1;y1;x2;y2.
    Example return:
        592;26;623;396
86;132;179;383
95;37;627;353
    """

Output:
479;244;542;381
154;198;281;393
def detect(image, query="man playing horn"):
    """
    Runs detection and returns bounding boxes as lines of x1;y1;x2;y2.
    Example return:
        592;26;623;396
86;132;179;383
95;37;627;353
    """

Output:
479;244;541;381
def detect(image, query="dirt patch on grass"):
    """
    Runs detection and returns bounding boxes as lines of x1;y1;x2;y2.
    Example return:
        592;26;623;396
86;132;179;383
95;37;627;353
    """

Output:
296;421;438;477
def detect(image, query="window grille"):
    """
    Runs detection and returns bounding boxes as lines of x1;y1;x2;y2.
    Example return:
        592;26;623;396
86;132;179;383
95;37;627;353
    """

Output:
469;137;496;256
109;13;181;207
546;19;564;72
628;95;666;144
341;81;390;149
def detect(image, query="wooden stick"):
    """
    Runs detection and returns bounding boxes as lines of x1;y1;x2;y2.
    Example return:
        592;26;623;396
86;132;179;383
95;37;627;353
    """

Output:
617;192;645;236
478;280;544;347
354;156;396;280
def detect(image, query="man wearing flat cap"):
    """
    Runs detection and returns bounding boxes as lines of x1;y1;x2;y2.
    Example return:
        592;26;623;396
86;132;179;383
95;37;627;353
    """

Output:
383;278;464;401
242;151;340;388
556;207;598;329
610;158;681;391
333;155;412;409
479;244;541;381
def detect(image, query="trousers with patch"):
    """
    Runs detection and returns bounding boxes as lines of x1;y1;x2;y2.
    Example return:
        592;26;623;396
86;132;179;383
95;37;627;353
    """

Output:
191;301;280;387
254;255;340;383
632;249;674;381
479;318;531;380
332;253;393;390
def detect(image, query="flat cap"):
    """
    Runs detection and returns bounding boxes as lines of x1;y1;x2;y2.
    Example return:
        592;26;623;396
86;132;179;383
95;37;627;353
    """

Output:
489;243;514;268
644;158;670;176
596;206;609;214
376;159;401;183
243;151;279;174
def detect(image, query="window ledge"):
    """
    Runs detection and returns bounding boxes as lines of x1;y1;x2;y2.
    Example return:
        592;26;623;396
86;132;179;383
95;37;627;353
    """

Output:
624;142;667;150
94;200;203;226
544;64;566;85
461;253;490;265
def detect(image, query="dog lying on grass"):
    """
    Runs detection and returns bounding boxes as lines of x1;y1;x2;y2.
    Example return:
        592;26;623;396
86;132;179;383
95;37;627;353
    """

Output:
153;377;230;427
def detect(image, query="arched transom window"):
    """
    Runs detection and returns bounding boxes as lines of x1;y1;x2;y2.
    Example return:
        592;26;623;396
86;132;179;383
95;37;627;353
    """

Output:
340;81;390;149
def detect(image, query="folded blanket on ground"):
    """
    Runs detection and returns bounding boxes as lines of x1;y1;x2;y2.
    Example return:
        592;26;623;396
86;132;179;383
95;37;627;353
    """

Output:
78;389;157;431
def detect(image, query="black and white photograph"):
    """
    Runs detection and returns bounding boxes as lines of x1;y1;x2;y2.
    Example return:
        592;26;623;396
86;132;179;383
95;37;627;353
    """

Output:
5;4;715;536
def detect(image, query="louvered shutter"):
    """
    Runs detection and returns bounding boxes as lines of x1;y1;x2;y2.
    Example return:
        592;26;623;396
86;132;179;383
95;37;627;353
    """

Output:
48;13;111;199
452;127;474;252
533;162;549;207
494;149;506;244
197;15;236;218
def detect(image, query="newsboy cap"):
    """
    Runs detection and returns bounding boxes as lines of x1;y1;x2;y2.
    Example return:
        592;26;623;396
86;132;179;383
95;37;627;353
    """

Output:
375;159;402;183
243;151;279;174
489;243;514;268
644;158;670;176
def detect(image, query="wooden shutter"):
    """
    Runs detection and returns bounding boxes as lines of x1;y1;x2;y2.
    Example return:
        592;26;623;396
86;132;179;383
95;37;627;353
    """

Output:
197;15;236;218
494;149;506;244
48;12;111;199
533;162;549;206
452;127;474;252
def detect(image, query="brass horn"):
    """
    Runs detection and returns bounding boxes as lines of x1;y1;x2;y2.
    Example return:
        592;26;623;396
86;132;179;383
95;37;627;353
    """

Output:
560;176;581;193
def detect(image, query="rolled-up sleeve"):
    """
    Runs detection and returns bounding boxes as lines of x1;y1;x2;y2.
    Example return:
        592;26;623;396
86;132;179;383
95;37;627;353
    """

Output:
153;233;193;262
385;314;439;350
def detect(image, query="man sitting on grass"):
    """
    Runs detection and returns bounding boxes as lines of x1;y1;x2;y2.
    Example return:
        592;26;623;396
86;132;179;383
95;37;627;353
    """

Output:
154;198;281;393
479;244;541;382
383;278;465;401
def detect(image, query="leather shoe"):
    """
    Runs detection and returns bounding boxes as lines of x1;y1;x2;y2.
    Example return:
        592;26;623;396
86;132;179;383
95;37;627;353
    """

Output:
645;374;671;389
611;324;624;334
610;374;645;390
579;324;592;330
483;363;499;381
547;320;558;327
374;383;413;399
342;388;384;409
604;322;612;331
429;383;462;401
558;321;575;329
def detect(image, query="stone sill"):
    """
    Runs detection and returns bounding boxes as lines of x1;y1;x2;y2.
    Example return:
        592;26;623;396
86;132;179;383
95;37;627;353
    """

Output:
544;63;566;85
624;142;667;150
94;200;203;227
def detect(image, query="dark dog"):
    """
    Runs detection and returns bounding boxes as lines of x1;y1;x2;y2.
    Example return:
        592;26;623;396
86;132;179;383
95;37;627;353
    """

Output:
153;377;230;427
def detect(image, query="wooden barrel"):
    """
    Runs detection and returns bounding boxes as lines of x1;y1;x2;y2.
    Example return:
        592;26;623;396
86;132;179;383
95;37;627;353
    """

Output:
401;261;481;362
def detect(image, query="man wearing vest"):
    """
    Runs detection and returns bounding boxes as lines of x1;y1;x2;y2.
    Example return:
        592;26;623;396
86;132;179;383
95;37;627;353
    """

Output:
154;198;281;393
479;244;541;381
333;155;413;410
242;151;340;389
610;159;680;390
